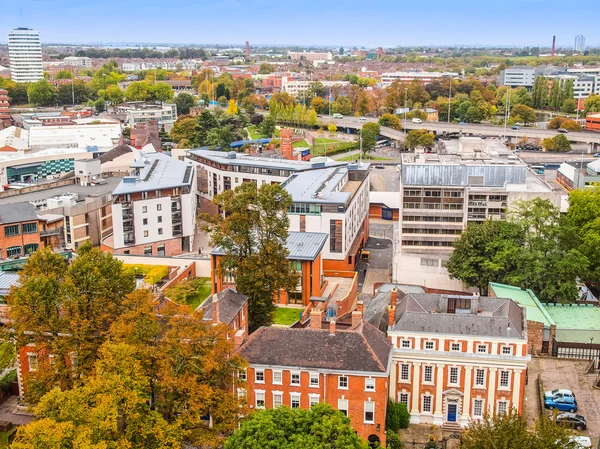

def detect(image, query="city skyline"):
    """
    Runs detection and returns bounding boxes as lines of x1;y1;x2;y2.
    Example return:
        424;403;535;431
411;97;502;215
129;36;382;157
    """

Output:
0;0;598;48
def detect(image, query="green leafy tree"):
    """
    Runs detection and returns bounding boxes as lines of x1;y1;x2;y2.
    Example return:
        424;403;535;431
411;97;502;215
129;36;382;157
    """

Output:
224;404;368;449
56;80;93;105
361;122;380;153
584;94;600;115
175;92;195;115
125;81;152;101
386;400;409;433
259;115;276;138
258;63;275;74
94;98;106;112
386;433;403;449
356;90;370;116
379;113;402;130
106;84;124;105
511;104;536;124
532;76;549;109
406;129;435;149
54;70;73;80
561;98;577;114
549;80;562;111
332;96;353;115
512;87;533;107
170;116;198;147
201;183;300;331
151;82;174;104
27;80;56;106
542;134;572;151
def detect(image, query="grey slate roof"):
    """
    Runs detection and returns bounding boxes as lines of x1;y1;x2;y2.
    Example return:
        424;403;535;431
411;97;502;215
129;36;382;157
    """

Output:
237;322;392;373
197;288;247;326
0;271;20;296
0;202;39;224
211;231;328;261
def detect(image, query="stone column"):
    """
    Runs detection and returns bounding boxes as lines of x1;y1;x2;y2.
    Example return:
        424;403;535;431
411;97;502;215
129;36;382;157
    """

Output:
410;363;421;424
433;364;445;425
512;369;523;414
460;366;473;426
389;361;397;399
487;368;497;415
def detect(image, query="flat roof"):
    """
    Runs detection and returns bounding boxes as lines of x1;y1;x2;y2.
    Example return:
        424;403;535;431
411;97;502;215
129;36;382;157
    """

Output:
542;303;600;331
489;283;554;327
282;166;361;204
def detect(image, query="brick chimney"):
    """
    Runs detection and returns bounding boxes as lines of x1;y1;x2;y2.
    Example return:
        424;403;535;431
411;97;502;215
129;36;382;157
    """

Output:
309;308;323;330
329;320;336;335
391;288;398;308
352;310;362;329
388;306;396;328
212;294;220;324
279;128;294;160
233;331;244;350
357;300;364;313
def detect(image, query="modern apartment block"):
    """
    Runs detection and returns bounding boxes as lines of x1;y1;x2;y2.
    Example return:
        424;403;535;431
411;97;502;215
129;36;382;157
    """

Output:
107;152;196;256
114;102;177;131
395;138;559;289
366;288;529;427
499;67;537;88
574;35;586;53
380;71;458;88
8;28;43;83
62;56;92;67
280;77;349;95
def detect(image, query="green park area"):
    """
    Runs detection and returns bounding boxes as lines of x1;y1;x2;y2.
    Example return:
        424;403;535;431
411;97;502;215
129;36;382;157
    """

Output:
273;306;302;326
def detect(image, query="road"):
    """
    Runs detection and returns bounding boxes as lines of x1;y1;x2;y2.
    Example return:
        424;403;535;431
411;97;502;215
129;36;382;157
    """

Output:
330;116;600;145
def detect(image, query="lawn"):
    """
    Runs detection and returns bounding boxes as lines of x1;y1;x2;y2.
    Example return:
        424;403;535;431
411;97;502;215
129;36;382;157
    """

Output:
165;277;212;310
273;307;302;326
312;138;347;156
187;281;212;310
246;125;264;140
0;428;16;447
314;137;342;144
293;139;308;148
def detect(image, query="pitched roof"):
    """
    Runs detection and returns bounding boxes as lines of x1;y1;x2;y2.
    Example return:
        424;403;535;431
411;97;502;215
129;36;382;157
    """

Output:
197;288;247;326
0;202;39;224
237;322;392;374
489;282;554;327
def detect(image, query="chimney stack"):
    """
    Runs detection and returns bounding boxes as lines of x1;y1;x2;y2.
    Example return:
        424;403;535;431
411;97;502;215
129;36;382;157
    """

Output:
309;308;323;330
551;35;556;57
245;41;250;60
233;331;244;350
357;300;364;314
212;294;220;324
329;320;336;335
391;288;398;308
351;307;363;329
388;306;396;328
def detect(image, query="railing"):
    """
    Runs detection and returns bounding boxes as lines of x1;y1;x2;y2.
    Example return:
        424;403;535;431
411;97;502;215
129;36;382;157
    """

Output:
40;227;63;237
467;214;486;220
468;201;487;207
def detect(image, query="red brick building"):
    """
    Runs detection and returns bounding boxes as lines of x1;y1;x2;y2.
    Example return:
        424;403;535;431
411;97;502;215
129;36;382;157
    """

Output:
585;113;600;132
197;288;249;350
0;89;10;129
0;202;46;259
236;309;392;446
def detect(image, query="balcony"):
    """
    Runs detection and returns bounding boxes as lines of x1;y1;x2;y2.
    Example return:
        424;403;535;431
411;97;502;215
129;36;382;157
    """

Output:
468;201;487;207
467;214;486;220
172;226;183;236
123;225;134;233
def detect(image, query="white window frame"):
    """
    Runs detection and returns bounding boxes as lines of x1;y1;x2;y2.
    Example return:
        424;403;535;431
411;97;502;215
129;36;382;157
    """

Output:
422;394;433;413
272;370;282;385
364;400;375;423
290;371;301;386
475;369;486;387
338;398;348;416
255;390;265;409
238;369;247;381
449;366;459;386
423;365;433;383
401;339;411;348
290;393;301;409
309;372;319;387
309;394;320;407
27;352;38;372
365;378;376;391
272;391;283;408
338;375;348;389
497;400;509;415
502;345;512;355
473;398;484;418
477;344;488;354
398;392;409;407
255;369;265;384
424;341;435;350
400;364;410;382
499;370;510;388
451;342;461;352
237;388;246;399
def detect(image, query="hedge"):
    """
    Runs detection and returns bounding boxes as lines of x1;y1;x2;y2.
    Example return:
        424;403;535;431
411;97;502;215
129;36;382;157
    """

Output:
124;264;169;285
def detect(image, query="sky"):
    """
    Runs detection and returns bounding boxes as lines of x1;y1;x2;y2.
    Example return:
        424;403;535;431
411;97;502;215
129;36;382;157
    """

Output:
0;0;598;48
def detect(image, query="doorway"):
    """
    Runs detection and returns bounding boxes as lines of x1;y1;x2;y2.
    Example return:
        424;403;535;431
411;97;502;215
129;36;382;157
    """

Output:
447;403;457;423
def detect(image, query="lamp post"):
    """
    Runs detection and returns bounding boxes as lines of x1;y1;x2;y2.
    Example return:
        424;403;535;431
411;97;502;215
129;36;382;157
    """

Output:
448;77;452;124
403;88;408;147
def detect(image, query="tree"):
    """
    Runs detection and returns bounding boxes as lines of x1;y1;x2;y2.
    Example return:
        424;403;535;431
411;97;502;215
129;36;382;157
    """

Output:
328;123;337;134
170;116;198;147
225;99;239;115
27;80;56;106
405;129;435;149
386;400;409;433
174;92;195;115
379;113;401;130
250;113;264;126
356;90;370;116
547;116;581;131
542;134;571;152
386;433;403;449
549;80;562;111
201;183;299;331
224;404;368;449
7;244;136;403
332;96;353;115
259;115;276;138
125;81;152;101
512;87;533;108
151;82;174;104
94;98;106;113
56;80;92;105
561;98;577;114
106;84;124;105
511;104;536;124
361;122;380;154
584;94;600;115
258;63;275;74
461;411;575;449
54;70;73;79
311;96;326;114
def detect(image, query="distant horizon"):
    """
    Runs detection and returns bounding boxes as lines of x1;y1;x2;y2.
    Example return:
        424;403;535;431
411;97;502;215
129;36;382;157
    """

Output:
0;0;597;49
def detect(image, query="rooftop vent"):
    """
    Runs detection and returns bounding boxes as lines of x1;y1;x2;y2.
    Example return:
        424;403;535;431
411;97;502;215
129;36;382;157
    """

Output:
227;152;237;159
123;176;138;184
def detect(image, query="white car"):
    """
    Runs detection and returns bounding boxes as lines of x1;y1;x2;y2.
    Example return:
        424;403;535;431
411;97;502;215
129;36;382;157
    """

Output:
359;117;367;122
412;118;423;124
544;389;575;401
570;436;591;449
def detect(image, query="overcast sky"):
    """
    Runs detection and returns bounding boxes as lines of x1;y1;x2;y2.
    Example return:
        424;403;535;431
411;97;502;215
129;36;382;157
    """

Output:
0;0;597;48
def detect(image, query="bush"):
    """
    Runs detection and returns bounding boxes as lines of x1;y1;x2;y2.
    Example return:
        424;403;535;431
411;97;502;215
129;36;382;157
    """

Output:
0;369;16;394
386;432;403;449
124;264;169;285
386;400;410;433
379;113;401;130
165;277;209;305
542;134;571;152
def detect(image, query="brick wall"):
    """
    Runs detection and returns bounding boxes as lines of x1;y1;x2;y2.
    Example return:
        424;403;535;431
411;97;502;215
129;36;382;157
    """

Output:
108;237;183;256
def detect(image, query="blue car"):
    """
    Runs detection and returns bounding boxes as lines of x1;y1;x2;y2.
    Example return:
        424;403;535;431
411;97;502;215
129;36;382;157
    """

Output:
545;396;577;412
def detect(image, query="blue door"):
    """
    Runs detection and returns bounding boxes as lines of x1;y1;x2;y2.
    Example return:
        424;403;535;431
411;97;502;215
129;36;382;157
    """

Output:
447;404;457;422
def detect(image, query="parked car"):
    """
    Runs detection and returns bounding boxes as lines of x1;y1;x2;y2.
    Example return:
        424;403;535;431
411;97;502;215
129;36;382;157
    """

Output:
412;118;423;124
459;121;467;125
570;436;592;448
544;389;575;401
558;128;569;133
552;413;587;431
359;117;367;122
333;113;343;119
593;153;600;158
512;125;520;130
545;396;577;412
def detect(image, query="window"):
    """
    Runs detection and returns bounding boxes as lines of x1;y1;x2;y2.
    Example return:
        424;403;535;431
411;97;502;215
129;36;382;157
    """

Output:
398;393;409;406
365;378;376;391
255;369;264;383
498;400;508;416
338;376;348;389
502;346;512;355
451;343;461;352
144;230;149;237
6;246;22;257
475;369;485;387
291;372;300;386
499;371;510;388
143;218;148;225
364;401;375;423
401;340;411;348
255;391;265;409
158;216;162;223
4;225;19;237
309;394;319;407
400;364;410;381
22;222;37;234
310;373;319;387
338;399;348;416
473;399;484;417
422;395;432;413
158;228;163;235
477;344;488;354
290;393;300;409
237;388;246;399
238;370;246;381
157;245;165;256
425;341;435;350
272;370;282;385
157;204;162;211
27;353;38;372
144;246;152;255
449;367;459;385
24;243;38;255
273;392;283;408
142;206;147;213
423;365;433;383
420;257;439;267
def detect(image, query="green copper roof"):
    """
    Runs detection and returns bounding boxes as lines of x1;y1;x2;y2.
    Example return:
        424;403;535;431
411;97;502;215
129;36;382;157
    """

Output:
489;283;555;327
543;303;600;331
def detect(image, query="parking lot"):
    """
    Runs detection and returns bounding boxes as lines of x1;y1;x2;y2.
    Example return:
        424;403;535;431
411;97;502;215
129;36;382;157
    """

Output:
533;358;600;444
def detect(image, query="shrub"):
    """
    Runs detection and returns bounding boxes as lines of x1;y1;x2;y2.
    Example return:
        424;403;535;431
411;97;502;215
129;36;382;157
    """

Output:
386;400;410;432
0;369;16;394
124;264;169;285
386;432;403;449
165;277;209;304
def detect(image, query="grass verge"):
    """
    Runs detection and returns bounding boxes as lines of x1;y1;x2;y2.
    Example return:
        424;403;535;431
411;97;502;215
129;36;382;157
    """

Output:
273;307;302;326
